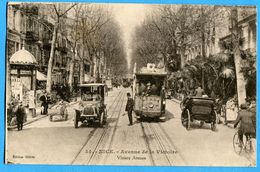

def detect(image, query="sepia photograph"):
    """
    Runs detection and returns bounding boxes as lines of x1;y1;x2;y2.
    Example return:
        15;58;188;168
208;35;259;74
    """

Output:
5;1;256;166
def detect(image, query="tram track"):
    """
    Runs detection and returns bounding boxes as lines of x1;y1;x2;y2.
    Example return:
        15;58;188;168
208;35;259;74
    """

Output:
140;119;187;166
87;90;125;164
70;90;124;164
71;89;125;165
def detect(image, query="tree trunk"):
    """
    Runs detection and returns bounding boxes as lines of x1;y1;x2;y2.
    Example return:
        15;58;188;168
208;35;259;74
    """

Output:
93;55;97;81
201;7;206;58
80;60;84;84
46;23;58;93
68;53;75;89
231;7;246;106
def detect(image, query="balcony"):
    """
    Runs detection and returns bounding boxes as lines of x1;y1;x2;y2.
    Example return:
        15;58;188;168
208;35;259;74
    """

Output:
25;31;39;42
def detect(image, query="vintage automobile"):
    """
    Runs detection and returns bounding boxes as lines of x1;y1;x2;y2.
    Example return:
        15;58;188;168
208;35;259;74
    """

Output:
181;97;217;131
133;63;167;121
74;83;107;128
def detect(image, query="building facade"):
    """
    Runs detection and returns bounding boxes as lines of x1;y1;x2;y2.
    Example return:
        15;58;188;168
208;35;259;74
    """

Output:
7;3;94;91
184;6;256;62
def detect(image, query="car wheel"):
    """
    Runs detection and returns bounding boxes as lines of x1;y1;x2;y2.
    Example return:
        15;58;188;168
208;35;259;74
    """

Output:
186;109;191;130
99;112;104;128
49;115;53;122
103;109;107;124
74;115;78;128
64;109;68;121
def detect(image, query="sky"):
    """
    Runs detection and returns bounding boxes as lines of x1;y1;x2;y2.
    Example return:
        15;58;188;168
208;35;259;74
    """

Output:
110;4;151;70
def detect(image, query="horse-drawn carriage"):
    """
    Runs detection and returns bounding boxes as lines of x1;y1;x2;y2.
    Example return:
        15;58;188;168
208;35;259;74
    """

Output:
181;97;217;131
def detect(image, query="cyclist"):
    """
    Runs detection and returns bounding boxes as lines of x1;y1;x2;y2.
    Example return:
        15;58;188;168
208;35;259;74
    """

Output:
234;103;256;147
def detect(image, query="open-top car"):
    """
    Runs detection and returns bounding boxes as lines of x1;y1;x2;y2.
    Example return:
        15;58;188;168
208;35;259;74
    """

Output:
181;97;217;131
74;83;107;128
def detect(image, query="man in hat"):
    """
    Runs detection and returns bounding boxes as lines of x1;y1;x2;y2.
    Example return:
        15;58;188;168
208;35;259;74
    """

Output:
125;92;134;126
145;82;152;96
15;100;26;131
234;103;256;146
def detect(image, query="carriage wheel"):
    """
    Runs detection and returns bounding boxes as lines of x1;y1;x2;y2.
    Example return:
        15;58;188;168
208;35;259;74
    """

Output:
181;109;190;130
211;111;217;131
233;131;243;154
99;112;104;128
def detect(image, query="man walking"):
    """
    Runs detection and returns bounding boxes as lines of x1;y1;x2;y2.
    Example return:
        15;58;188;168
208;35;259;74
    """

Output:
125;92;134;126
15;101;26;131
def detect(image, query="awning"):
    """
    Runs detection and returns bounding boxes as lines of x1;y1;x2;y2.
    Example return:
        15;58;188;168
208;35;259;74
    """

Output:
37;71;47;81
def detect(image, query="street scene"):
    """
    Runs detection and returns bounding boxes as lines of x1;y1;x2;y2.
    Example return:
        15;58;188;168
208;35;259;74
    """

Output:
5;2;256;167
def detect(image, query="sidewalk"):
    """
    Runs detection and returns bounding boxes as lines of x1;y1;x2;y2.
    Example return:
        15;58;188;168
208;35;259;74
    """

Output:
7;107;48;130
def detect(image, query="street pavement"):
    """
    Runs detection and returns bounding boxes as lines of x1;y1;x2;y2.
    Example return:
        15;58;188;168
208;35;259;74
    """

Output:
6;88;256;166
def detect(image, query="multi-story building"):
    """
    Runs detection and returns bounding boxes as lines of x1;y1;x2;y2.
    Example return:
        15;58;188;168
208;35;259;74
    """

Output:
184;6;256;62
7;3;94;90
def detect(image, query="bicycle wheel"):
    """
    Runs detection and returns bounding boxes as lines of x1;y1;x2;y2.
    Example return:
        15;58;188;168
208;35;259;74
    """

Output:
233;131;243;154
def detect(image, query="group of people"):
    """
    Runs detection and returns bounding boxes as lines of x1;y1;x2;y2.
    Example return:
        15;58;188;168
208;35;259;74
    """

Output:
138;82;161;96
8;100;26;131
39;91;51;115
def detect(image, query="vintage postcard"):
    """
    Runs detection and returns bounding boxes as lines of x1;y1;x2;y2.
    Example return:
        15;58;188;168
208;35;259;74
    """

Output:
5;1;256;166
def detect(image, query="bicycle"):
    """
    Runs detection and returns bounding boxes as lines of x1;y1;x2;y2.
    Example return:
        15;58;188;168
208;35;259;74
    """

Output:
233;130;255;155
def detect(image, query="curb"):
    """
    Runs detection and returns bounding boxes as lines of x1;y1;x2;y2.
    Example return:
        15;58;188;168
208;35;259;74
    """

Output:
7;114;48;130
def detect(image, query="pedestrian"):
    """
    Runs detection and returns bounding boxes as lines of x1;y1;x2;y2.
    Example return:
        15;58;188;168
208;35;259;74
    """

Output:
234;103;256;146
15;100;26;131
194;85;205;97
125;92;134;126
40;91;50;115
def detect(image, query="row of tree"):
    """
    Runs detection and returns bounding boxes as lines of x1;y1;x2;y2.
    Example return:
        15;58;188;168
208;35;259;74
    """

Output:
131;5;256;105
30;3;127;93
